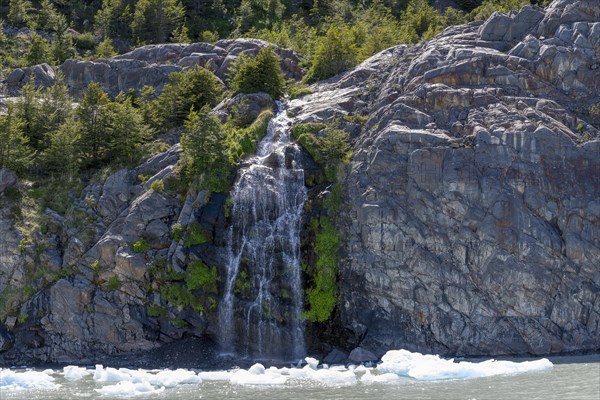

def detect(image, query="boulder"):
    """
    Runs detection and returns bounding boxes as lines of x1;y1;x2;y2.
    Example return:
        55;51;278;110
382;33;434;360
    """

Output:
348;347;378;363
213;92;275;124
322;348;348;365
0;169;17;193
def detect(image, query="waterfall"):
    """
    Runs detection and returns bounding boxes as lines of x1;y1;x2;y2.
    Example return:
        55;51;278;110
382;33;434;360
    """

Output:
219;101;306;360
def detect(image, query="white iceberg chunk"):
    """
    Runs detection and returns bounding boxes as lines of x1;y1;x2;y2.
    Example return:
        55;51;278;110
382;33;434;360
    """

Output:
63;365;91;381
0;369;59;390
95;381;165;397
378;349;553;381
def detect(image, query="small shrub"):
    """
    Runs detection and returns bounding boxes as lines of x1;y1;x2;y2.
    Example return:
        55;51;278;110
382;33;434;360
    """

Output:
288;83;313;99
3;186;20;201
161;283;194;307
132;239;150;253
170;223;184;241
147;305;167;317
73;32;96;50
105;275;121;291
183;222;208;247
186;260;218;293
17;313;29;324
18;238;27;253
150;179;164;193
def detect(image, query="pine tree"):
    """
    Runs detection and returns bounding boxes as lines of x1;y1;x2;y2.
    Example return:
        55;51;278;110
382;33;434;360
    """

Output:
155;67;223;130
25;33;52;66
52;14;75;64
8;0;32;27
40;76;73;135
307;25;357;82
37;0;60;31
230;46;285;98
95;0;133;40
42;118;81;177
107;97;149;164
76;82;111;167
131;0;185;44
181;106;227;176
0;114;33;173
96;38;117;58
13;81;45;148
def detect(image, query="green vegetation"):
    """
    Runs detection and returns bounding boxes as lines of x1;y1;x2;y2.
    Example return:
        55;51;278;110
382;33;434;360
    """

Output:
227;109;274;163
150;179;165;193
147;305;167;317
132;238;150;253
153;67;223;131
17;313;29;324
292;120;349;322
305;216;340;322
183;222;208;247
105;275;121;291
230;46;286;99
186;260;218;293
0;0;531;77
292;122;351;181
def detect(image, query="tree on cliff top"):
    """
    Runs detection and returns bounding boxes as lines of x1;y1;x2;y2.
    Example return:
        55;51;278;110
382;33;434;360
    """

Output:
229;46;286;99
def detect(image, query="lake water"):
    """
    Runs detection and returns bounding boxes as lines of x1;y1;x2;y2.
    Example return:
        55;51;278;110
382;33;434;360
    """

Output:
1;350;598;400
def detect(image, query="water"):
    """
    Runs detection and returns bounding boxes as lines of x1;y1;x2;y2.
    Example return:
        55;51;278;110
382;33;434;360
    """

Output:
219;102;307;360
1;352;598;399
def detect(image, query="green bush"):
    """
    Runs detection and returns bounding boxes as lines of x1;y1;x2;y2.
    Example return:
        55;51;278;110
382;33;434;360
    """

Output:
156;67;223;130
306;25;357;82
186;260;218;293
105;275;121;291
227;109;274;163
292;123;351;182
150;179;164;192
183;222;208;247
170;223;184;241
147;305;167;317
161;283;195;307
229;46;286;99
132;239;150;253
73;32;96;50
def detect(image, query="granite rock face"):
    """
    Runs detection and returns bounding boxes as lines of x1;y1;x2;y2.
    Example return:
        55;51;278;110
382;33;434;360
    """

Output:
1;0;599;365
2;39;304;98
291;0;599;357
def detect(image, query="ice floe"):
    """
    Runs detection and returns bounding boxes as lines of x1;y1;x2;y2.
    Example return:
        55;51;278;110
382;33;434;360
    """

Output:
377;349;553;381
0;348;555;396
0;368;59;390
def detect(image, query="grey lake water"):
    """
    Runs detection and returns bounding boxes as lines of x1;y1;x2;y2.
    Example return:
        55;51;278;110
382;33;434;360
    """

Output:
1;353;598;400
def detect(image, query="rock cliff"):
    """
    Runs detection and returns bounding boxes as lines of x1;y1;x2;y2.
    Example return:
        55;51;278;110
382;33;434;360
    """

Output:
291;0;599;356
0;0;599;365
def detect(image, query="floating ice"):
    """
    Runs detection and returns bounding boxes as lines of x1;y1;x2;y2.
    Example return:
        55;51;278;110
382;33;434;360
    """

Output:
197;370;235;381
95;381;165;397
360;369;400;384
63;365;91;381
92;365;201;388
305;357;319;370
378;349;553;381
230;367;288;385
0;369;59;390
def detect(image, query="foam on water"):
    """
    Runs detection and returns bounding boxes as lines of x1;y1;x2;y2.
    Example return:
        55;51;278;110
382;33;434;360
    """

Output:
0;368;59;390
377;349;553;381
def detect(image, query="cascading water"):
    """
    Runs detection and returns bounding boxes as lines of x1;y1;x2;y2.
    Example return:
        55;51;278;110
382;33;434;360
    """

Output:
219;101;306;360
